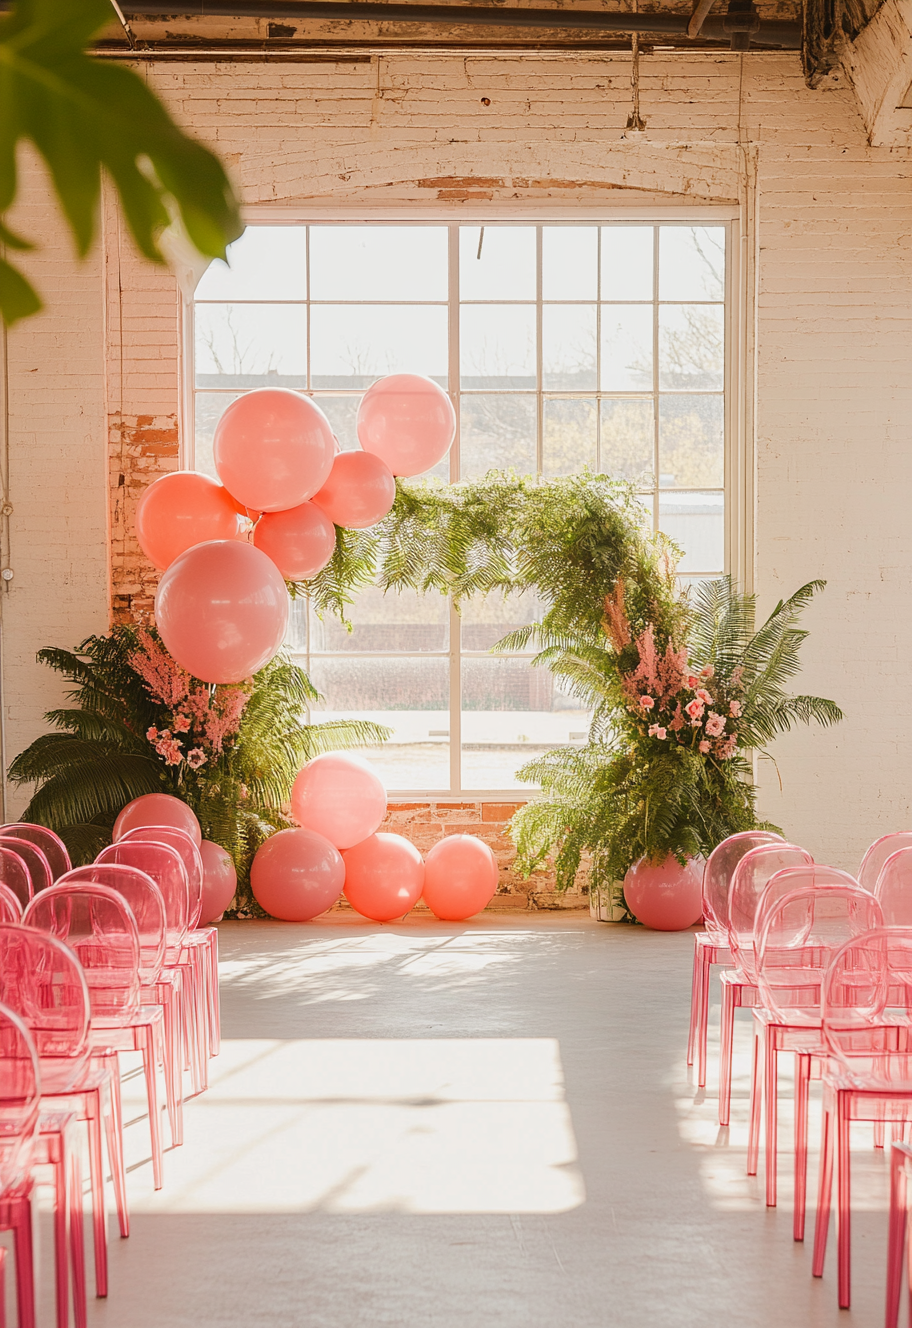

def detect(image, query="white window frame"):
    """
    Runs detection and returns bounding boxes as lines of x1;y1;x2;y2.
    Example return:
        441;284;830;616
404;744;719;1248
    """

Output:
182;204;749;801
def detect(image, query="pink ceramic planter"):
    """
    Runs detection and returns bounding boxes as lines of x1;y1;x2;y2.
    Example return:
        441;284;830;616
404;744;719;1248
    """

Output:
623;854;704;930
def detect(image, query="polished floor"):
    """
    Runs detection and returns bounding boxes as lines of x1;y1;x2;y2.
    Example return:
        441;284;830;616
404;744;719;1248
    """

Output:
30;916;896;1325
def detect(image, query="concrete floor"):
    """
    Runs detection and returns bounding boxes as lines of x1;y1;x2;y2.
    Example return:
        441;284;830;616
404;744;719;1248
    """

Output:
31;915;896;1325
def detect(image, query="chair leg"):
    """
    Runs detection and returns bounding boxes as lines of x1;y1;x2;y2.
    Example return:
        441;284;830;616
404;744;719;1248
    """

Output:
11;1195;36;1328
836;1096;852;1308
794;1053;811;1241
687;937;702;1067
207;929;220;1057
68;1145;87;1328
747;1028;762;1176
697;947;713;1089
887;1146;906;1328
719;983;736;1127
813;1101;834;1277
765;1029;779;1208
102;1074;129;1240
51;1140;69;1328
877;1120;886;1149
85;1094;108;1297
0;1244;5;1328
162;989;183;1148
140;1025;164;1190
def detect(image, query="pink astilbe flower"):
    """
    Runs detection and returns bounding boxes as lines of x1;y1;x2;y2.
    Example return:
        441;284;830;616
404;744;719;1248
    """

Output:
669;703;685;733
129;630;191;707
705;711;726;738
639;695;655;711
186;749;206;770
204;684;252;753
685;698;704;721
631;625;659;693
699;740;711;754
729;700;742;718
172;714;191;733
656;641;690;703
648;725;667;740
601;581;632;651
715;734;738;760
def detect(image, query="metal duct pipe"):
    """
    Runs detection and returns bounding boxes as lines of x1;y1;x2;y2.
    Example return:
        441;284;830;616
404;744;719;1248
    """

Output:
117;2;801;48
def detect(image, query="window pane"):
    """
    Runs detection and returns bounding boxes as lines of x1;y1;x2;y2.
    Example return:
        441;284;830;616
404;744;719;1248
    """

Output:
285;597;308;652
459;395;536;479
194;391;242;479
659;226;725;301
461;589;548;652
600;306;653;391
601;227;653;301
658;491;724;573
600;399;654;483
462;657;590;790
309;585;448;653
310;306;448;389
659;305;724;391
196;227;307;302
542;227;598;300
659;396;724;488
309;226;448;301
459;226;536;300
312;395;360;451
542;399;597;477
542;306;597;390
308;656;450;790
460;306;536;388
195;304;306;384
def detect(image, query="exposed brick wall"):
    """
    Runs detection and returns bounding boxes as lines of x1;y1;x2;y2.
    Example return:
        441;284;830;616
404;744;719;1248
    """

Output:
109;413;179;622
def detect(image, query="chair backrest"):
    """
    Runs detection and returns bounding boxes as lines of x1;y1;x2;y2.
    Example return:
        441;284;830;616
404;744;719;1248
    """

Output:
0;823;71;882
24;884;141;1026
858;833;912;893
0;845;34;910
0;924;91;1094
755;878;883;1022
821;927;912;1082
118;825;204;931
0;867;27;920
60;863;166;985
0;1003;41;1194
0;836;52;895
727;843;815;966
873;847;912;926
702;830;786;931
94;838;189;964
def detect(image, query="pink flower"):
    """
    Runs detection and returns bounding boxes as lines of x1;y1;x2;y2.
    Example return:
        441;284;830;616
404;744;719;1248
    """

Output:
716;734;738;760
173;714;191;733
729;700;742;718
701;665;714;679
164;747;183;766
186;748;206;770
686;674;700;689
648;725;667;740
705;711;726;738
669;703;685;733
146;727;158;742
639;695;655;710
695;688;714;706
699;740;711;754
129;630;191;708
685;698;704;721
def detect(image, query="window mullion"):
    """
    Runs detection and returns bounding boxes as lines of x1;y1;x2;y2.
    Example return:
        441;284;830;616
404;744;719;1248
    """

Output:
448;224;462;796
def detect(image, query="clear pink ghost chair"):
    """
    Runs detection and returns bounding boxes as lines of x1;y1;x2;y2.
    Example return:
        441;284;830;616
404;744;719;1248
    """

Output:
0;846;33;913
24;882;168;1191
0;881;22;923
0;925;124;1300
0;837;52;895
0;824;71;882
887;1140;912;1328
717;841;815;1125
0;1003;41;1328
860;833;912;894
688;830;785;1087
813;927;912;1309
97;837;197;1121
750;871;882;1232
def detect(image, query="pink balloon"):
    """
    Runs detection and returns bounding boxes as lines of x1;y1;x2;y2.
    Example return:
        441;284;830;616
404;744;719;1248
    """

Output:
250;828;344;921
213;388;335;513
422;835;498;921
291;753;387;851
113;794;202;846
622;855;704;930
155;540;289;684
311;451;396;531
342;833;424;922
357;374;455;478
199;840;238;923
136;472;242;571
253;501;336;580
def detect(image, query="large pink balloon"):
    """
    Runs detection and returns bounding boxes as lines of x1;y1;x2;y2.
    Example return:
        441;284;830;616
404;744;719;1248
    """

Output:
253;501;336;580
199;840;238;923
113;794;202;846
155;540;289;684
311;451;396;530
422;835;498;921
623;855;704;930
357;374;456;478
291;753;387;850
342;833;424;922
213;389;335;513
136;472;241;570
250;828;344;921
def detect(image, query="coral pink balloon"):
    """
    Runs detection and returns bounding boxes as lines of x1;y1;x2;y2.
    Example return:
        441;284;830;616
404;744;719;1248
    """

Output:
113;794;202;846
342;833;424;922
250;828;344;921
311;451;396;531
213;388;335;513
253;501;336;580
155;539;289;684
357;374;456;478
422;835;498;921
291;753;387;851
622;855;704;930
136;471;241;571
199;840;237;923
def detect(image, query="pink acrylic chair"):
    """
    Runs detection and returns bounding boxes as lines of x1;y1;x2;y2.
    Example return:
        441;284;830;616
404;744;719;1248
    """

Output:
0;1003;41;1328
717;841;815;1125
0;837;52;895
688;830;785;1087
0;846;33;913
887;1140;912;1328
0;824;71;882
24;883;168;1191
749;872;883;1231
0;881;22;924
813;927;912;1308
860;833;912;894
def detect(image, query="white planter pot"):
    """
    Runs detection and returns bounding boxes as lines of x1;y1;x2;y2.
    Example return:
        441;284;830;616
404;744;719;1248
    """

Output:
588;883;629;923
